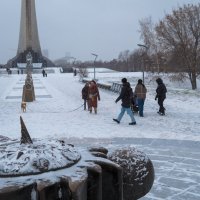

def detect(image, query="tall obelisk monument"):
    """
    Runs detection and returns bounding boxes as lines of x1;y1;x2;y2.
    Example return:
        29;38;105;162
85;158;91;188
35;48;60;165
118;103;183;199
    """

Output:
7;0;54;67
17;0;42;56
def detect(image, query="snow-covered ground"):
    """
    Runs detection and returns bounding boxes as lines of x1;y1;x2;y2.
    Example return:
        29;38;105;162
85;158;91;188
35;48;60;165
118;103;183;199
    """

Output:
1;70;200;199
0;70;200;142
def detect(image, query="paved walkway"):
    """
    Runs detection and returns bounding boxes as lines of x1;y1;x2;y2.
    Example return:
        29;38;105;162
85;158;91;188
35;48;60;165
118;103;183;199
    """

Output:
5;76;52;100
116;138;200;200
67;137;200;200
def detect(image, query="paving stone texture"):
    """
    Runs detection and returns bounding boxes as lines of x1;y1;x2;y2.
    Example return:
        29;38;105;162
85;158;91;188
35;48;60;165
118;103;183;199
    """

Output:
112;138;200;200
67;137;200;200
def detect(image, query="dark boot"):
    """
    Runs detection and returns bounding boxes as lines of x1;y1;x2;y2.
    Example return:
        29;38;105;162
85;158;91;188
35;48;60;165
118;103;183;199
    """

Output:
113;119;120;124
157;111;165;116
129;122;136;125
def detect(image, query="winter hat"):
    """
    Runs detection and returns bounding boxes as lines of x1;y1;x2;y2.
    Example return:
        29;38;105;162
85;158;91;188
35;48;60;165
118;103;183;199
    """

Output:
156;78;163;84
121;78;127;83
91;80;96;84
138;79;143;84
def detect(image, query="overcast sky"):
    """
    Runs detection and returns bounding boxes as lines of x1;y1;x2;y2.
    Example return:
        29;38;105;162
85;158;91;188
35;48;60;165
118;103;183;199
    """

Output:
0;0;199;64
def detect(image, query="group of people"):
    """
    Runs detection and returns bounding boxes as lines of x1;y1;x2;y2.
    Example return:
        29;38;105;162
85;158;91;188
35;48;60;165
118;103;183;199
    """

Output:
113;77;167;125
82;80;100;114
113;78;167;125
82;77;167;125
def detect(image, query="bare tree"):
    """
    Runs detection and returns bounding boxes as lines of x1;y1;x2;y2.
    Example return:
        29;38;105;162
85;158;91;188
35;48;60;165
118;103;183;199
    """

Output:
118;50;130;71
139;17;162;73
78;67;88;80
129;49;143;72
118;50;130;61
156;4;200;89
139;17;156;51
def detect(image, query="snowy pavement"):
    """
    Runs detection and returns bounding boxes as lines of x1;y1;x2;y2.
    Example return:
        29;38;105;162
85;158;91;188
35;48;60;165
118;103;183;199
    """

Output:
0;72;200;199
64;137;200;200
112;138;200;200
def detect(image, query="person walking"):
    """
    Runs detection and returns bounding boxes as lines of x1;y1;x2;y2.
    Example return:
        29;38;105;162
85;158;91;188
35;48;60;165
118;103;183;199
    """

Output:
88;80;100;114
42;69;46;77
134;79;147;117
155;78;167;115
113;78;136;125
82;82;89;110
74;69;77;76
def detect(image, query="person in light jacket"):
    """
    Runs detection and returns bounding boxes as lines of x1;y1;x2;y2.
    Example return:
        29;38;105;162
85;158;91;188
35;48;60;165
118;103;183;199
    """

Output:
134;79;147;117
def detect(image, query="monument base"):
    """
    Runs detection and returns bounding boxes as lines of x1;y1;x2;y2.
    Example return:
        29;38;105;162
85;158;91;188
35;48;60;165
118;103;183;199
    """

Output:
7;50;55;68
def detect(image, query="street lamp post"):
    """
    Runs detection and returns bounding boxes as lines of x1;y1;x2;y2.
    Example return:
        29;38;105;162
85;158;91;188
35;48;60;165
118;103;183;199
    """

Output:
137;44;148;84
91;53;98;80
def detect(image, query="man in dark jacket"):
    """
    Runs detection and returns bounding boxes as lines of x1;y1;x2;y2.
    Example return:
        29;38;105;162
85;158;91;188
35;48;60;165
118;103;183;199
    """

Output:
155;78;167;115
42;69;46;77
113;78;136;125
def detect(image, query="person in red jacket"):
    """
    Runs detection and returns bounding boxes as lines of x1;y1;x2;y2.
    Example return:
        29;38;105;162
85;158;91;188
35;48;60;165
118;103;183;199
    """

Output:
88;80;100;114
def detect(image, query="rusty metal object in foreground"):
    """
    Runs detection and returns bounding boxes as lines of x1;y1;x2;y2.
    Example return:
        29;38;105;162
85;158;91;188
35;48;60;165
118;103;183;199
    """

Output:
0;118;154;200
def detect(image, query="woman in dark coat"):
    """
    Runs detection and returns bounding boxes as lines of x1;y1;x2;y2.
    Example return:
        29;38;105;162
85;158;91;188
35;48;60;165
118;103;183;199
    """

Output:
155;78;167;115
82;83;89;110
88;80;100;114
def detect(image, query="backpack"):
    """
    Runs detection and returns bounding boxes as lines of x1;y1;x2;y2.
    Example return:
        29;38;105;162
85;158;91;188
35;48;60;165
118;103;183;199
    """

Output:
127;87;134;99
130;88;134;98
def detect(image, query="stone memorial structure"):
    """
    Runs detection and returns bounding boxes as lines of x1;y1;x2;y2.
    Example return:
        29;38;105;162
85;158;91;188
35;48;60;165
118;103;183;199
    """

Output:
7;0;54;68
0;117;154;200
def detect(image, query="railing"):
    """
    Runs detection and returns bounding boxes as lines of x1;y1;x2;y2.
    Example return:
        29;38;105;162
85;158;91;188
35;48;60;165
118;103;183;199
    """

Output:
82;79;122;93
97;83;111;90
110;83;122;93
